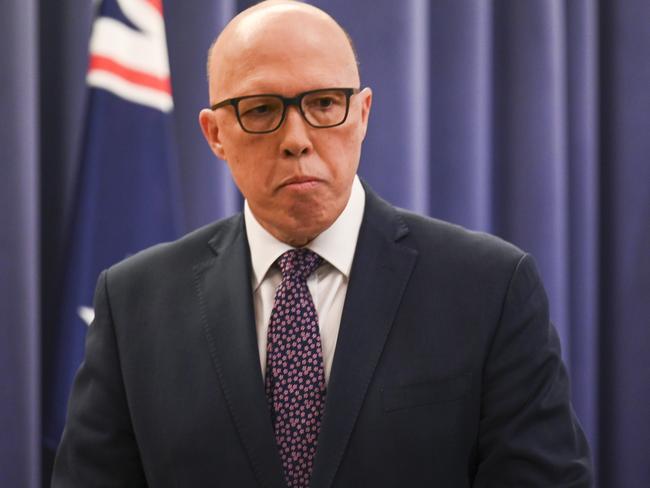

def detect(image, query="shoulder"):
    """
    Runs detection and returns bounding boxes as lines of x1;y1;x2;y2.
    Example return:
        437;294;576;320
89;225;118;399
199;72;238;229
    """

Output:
399;208;524;263
399;208;534;297
106;213;243;287
363;184;528;280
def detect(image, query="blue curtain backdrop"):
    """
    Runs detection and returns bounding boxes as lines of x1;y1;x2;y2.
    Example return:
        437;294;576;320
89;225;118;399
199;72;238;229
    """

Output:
0;1;40;487
0;1;648;487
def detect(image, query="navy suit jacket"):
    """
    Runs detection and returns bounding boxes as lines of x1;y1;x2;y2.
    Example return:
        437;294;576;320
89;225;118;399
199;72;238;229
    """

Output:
53;185;591;487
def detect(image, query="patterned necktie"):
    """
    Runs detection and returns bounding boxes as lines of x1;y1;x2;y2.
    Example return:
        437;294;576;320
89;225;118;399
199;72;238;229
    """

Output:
265;249;326;488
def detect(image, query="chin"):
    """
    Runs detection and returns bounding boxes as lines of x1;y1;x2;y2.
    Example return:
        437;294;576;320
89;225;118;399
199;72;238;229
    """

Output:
280;214;329;246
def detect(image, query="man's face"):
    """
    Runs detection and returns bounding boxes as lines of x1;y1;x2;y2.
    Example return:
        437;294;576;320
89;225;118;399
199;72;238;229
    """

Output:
200;6;372;246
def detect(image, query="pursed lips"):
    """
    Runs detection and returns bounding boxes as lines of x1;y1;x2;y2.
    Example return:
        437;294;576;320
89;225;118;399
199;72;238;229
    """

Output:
279;175;323;190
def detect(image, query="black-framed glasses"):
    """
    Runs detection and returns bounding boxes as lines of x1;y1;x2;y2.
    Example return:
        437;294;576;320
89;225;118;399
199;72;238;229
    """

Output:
210;87;360;134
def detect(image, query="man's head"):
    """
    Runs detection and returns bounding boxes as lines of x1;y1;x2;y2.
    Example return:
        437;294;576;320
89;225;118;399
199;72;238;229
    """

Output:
199;0;372;246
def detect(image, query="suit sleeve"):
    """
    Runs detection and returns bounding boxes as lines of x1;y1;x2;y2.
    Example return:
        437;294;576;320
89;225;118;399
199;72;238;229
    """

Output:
473;254;592;487
51;270;148;487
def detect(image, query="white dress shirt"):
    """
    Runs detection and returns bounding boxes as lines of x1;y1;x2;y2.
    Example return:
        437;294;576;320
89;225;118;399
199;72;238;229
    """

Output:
244;175;365;385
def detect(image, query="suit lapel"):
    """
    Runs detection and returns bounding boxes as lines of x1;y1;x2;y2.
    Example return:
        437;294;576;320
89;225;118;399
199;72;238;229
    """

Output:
192;215;285;488
311;188;418;488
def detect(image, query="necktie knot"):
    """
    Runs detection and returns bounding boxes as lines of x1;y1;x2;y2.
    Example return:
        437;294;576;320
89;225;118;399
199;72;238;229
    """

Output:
277;249;322;280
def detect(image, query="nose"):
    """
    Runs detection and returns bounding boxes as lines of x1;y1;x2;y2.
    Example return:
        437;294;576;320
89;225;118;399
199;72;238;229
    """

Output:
279;106;313;158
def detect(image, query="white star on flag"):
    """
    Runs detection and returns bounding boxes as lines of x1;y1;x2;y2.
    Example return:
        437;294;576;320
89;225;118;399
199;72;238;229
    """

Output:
77;306;95;327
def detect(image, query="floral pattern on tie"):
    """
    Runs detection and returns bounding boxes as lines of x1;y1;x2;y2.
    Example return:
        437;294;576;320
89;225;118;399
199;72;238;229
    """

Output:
265;249;326;488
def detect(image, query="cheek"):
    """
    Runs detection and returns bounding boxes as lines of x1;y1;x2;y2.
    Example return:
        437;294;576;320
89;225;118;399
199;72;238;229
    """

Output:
322;133;362;181
224;148;254;186
226;147;276;202
319;126;361;160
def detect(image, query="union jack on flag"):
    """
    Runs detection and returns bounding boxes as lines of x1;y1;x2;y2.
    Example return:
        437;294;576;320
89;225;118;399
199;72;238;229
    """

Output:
87;0;173;111
43;0;182;454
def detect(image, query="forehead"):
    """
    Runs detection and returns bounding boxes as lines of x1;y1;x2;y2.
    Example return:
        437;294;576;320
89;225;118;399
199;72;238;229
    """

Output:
212;7;358;97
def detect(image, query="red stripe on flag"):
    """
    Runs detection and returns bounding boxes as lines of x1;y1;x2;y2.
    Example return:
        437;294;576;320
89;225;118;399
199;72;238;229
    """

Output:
89;55;172;95
147;0;163;15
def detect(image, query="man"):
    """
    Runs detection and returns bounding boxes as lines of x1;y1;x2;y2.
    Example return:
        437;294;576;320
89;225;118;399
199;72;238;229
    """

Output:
53;1;592;487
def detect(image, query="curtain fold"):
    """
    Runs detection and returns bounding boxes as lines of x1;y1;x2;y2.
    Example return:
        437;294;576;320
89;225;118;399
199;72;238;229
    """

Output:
598;1;650;486
37;1;95;478
0;1;40;487
427;0;493;230
165;0;242;230
565;0;600;473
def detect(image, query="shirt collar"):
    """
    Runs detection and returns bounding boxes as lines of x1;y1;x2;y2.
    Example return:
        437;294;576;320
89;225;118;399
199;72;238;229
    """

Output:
245;175;366;291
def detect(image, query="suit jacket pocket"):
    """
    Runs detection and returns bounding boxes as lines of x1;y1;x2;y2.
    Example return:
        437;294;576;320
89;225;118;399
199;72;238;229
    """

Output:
381;373;471;413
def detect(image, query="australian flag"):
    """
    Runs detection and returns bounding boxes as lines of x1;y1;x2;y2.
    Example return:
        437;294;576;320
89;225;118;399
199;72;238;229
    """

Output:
43;0;182;456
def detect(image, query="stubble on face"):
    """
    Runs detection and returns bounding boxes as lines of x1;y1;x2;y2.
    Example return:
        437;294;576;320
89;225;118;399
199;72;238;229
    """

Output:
203;1;370;246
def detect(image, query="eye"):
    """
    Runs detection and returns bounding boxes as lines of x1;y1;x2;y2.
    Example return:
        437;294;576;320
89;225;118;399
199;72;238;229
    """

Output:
315;97;335;108
238;97;282;118
243;104;272;116
309;96;337;110
304;91;346;111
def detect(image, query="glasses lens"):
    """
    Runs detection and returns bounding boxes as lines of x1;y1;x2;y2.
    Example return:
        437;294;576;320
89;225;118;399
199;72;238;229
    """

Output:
302;90;348;127
237;96;284;132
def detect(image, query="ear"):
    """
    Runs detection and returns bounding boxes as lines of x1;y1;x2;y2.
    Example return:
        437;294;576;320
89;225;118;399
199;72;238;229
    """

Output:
358;87;373;141
199;109;226;160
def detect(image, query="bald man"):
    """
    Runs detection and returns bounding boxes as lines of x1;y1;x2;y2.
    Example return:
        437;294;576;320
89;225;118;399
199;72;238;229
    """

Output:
53;1;591;487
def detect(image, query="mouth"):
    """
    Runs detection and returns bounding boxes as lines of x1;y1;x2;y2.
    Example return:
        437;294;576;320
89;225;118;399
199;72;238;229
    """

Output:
279;176;323;191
